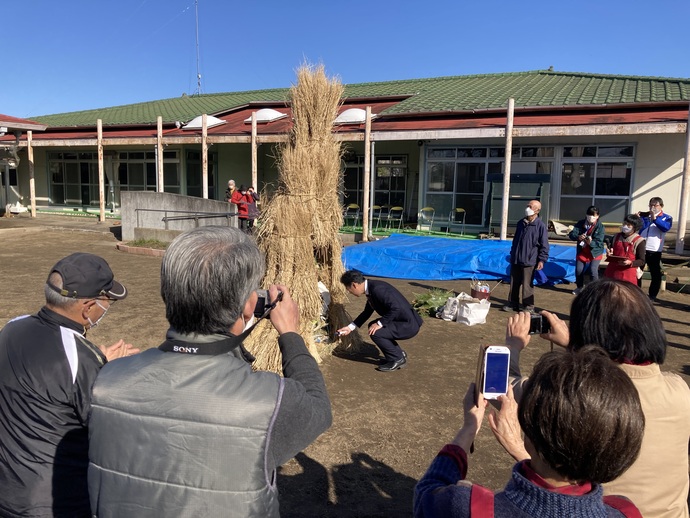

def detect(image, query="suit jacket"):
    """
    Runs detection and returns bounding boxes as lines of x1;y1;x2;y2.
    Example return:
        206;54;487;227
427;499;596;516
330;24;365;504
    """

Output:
353;280;423;339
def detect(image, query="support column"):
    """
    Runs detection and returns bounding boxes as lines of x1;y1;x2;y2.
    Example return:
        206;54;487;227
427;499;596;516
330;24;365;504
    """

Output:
28;131;36;218
675;104;690;254
251;112;258;190
362;106;372;241
202;114;208;199
500;98;515;241
157;116;164;192
97;120;105;222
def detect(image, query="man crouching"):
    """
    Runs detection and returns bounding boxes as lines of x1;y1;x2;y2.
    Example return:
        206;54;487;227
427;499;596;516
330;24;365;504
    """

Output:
88;226;332;517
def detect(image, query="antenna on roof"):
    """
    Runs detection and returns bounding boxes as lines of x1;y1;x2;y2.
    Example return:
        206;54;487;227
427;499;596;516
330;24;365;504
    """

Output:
193;0;202;96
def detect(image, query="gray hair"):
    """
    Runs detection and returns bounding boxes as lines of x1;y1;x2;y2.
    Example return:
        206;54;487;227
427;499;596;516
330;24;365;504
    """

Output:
228;179;236;188
160;226;265;334
44;272;81;310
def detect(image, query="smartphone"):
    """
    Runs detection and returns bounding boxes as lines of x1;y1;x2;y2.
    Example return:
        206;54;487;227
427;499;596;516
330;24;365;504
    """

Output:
528;313;551;335
482;345;511;400
254;290;283;318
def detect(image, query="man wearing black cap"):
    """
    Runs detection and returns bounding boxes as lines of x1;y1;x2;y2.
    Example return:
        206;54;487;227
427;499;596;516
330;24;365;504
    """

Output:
0;253;137;517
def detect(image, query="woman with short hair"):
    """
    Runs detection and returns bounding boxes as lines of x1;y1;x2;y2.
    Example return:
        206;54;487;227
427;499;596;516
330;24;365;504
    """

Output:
414;346;644;517
568;205;605;294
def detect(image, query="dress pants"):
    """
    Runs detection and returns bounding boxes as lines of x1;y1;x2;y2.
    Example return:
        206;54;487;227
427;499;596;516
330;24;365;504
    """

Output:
508;264;535;310
645;251;663;299
369;324;406;362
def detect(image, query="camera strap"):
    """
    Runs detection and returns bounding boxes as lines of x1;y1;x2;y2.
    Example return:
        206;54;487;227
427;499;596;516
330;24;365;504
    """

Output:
158;323;258;363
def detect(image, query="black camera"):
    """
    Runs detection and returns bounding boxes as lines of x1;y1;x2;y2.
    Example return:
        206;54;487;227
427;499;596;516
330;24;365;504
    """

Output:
528;313;551;335
254;289;283;318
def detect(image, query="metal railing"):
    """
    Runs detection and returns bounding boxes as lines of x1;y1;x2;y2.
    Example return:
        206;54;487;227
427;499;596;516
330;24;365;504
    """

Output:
134;208;238;230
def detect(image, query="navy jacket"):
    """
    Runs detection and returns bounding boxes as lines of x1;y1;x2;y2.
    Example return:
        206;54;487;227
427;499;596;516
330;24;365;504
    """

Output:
353;280;423;339
509;217;549;266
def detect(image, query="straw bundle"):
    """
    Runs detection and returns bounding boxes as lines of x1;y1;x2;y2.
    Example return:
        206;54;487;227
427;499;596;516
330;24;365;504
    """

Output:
244;64;362;373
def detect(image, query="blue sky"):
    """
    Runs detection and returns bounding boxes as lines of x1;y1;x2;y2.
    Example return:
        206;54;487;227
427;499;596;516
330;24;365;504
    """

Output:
3;0;690;118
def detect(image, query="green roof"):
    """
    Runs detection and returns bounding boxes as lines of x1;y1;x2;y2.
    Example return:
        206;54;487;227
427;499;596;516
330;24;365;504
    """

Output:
33;70;690;128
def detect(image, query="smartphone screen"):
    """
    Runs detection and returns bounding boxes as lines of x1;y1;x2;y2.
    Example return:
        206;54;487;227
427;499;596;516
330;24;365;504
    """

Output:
483;350;510;398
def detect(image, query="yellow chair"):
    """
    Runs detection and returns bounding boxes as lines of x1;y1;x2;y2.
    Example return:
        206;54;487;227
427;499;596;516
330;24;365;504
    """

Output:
343;204;360;230
447;208;466;236
417;207;435;233
386;206;404;230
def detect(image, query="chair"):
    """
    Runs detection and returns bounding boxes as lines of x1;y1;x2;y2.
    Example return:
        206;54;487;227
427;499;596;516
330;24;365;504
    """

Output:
417;207;435;233
386;206;404;230
371;205;383;231
343;204;360;230
447;208;466;236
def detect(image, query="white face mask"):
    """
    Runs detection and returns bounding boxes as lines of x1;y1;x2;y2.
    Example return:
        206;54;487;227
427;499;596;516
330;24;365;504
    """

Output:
242;314;256;332
525;207;535;217
586;215;597;223
87;300;110;329
651;206;661;215
621;225;632;234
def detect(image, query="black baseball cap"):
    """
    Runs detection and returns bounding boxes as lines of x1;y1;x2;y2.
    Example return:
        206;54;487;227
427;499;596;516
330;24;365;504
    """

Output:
46;253;127;300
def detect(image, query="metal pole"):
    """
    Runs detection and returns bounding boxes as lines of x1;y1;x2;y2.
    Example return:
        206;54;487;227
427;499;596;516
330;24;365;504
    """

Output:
674;103;690;254
500;98;515;241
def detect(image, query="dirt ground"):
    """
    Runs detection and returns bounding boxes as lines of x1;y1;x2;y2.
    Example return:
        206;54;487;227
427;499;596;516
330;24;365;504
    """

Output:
1;217;689;517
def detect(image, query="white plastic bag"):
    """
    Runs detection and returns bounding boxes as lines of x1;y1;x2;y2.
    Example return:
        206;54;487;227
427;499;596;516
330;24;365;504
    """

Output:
455;292;491;326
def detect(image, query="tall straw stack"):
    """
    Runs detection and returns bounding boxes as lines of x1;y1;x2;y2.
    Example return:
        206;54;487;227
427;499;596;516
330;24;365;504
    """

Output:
245;64;362;373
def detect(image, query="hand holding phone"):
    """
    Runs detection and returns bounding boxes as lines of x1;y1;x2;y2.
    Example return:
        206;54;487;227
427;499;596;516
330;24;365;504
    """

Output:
481;345;511;400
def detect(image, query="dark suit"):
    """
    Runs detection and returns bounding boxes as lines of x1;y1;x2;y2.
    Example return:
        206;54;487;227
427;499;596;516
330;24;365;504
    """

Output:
353;280;423;362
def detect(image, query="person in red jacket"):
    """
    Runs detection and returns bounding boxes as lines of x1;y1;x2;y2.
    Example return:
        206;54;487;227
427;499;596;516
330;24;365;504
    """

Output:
231;184;250;232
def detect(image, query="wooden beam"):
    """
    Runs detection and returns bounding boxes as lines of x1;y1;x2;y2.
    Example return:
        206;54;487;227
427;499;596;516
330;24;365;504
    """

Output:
251;112;258;190
157;116;164;192
202;114;208;199
362;107;372;242
372;128;505;141
513;122;687;137
97;120;105;222
501;99;515;241
27;132;36;218
675;105;690;254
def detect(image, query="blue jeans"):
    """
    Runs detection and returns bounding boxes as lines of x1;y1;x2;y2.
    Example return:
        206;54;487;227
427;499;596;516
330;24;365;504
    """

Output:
575;259;600;289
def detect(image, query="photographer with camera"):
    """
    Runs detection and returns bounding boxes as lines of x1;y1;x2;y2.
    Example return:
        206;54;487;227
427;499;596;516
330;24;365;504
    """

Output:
87;227;332;517
503;279;690;518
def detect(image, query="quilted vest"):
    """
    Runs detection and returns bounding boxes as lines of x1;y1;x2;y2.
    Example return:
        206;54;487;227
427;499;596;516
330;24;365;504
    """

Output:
88;346;282;517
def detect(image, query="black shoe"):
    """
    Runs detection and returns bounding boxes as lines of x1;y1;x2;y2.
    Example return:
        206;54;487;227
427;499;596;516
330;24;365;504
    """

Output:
377;356;407;372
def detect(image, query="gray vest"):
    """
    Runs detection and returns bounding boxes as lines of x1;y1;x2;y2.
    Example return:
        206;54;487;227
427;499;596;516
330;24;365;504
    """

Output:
88;347;282;517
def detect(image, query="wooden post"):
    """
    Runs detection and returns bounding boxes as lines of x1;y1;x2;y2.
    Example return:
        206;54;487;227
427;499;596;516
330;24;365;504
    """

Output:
675;103;690;254
362;106;372;242
157;116;164;192
27;131;36;218
97;119;105;222
202;114;208;199
500;98;515;241
251;112;258;190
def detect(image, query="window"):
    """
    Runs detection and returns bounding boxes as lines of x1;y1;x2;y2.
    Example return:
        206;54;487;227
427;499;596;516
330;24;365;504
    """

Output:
186;151;217;199
559;145;634;223
49;149;180;207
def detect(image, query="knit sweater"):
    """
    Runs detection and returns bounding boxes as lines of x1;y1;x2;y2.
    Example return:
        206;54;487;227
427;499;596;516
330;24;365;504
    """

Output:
414;445;635;517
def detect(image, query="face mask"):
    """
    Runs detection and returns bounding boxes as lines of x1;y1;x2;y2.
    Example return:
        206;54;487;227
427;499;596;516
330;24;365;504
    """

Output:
87;300;110;329
525;207;535;217
621;225;632;234
242;314;256;332
586;215;597;223
651;206;661;215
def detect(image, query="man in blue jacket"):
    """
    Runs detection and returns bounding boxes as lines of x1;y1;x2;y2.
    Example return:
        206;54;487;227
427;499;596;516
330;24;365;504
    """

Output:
639;196;673;302
503;199;550;312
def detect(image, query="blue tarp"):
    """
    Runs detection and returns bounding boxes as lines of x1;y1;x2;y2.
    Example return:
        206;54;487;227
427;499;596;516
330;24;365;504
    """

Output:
342;234;576;284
